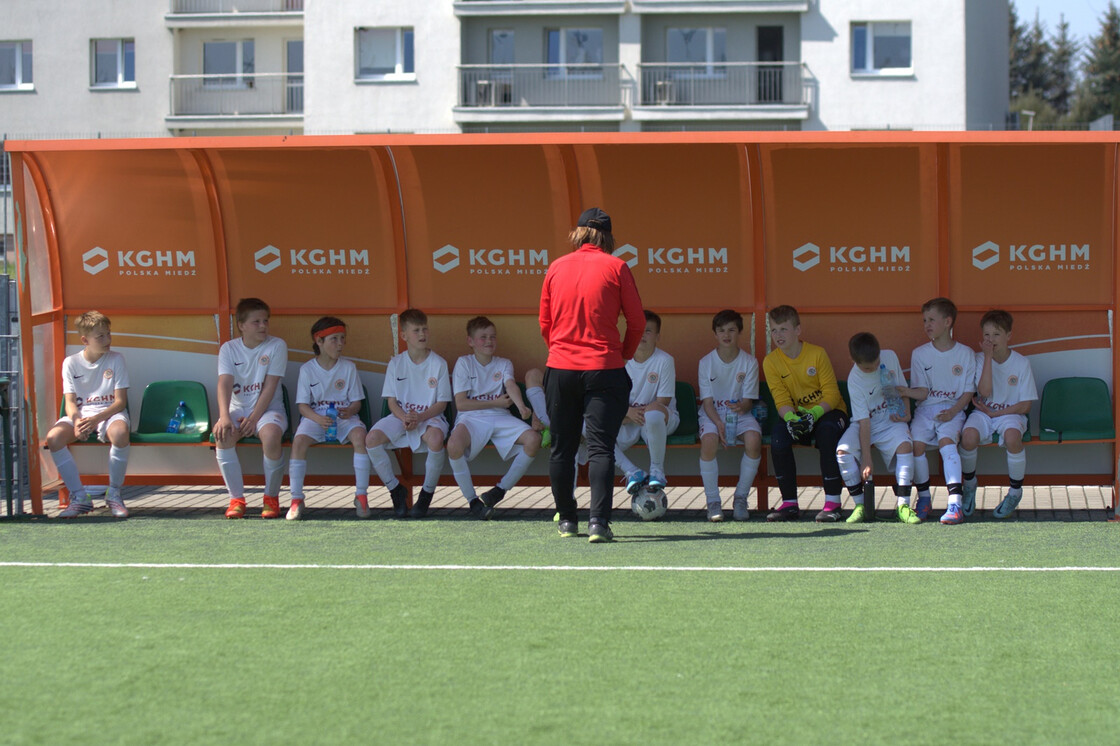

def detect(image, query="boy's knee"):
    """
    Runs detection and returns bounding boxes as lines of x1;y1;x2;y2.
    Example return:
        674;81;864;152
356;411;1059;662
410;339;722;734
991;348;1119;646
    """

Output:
525;368;545;388
366;430;387;448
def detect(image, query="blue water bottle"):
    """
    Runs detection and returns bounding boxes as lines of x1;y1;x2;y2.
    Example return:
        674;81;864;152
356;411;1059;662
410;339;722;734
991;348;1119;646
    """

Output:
725;399;739;445
325;404;338;441
166;400;187;434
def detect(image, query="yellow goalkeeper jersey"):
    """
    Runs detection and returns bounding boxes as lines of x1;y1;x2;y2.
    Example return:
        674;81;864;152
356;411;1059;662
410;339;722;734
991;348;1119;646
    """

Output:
763;342;846;414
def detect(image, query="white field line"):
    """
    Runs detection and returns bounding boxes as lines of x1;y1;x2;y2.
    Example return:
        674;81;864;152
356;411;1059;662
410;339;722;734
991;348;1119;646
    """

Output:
2;562;1120;573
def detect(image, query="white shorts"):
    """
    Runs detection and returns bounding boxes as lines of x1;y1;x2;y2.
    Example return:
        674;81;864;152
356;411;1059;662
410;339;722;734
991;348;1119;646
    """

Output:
910;406;965;446
964;410;1027;448
373;413;449;453
838;420;911;470
454;412;532;461
295;415;366;445
616;410;682;451
56;411;129;443
230;404;287;437
698;410;761;444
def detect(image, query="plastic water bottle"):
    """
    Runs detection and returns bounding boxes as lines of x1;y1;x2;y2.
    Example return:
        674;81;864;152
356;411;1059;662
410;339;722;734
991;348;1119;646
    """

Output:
166;400;188;433
751;399;768;426
879;365;906;418
325;404;338;441
725;399;739;445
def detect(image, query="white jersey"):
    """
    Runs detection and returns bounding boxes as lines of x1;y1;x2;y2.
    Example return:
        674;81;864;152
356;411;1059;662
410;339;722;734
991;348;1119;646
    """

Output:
698;348;759;408
626;348;678;416
382;350;452;415
846;349;906;426
62;350;129;415
218;336;288;412
296;357;364;417
910;341;975;413
973;350;1038;412
453;354;515;420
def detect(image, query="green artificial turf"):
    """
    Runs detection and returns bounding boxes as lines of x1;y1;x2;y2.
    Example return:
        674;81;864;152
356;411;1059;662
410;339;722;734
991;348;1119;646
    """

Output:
2;517;1119;744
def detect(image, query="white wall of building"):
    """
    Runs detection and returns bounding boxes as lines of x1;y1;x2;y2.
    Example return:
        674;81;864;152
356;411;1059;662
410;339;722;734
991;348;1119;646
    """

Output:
1;0;171;139
303;4;460;134
966;0;1010;130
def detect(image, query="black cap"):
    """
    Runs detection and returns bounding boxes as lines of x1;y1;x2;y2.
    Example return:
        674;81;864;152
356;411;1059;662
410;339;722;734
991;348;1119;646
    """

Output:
577;207;612;234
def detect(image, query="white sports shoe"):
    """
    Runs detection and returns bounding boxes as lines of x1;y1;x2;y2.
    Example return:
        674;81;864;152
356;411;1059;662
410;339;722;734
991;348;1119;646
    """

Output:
286;499;305;521
732;494;750;521
707;500;724;522
105;487;128;519
59;497;94;518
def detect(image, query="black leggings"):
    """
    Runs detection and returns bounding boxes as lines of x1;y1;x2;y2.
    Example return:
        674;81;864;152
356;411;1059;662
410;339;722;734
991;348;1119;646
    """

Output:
769;408;850;502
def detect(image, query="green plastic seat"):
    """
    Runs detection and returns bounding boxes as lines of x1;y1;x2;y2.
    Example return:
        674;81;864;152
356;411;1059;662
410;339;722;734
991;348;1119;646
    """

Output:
758;381;779;445
1039;376;1115;442
667;381;699;445
131;380;212;443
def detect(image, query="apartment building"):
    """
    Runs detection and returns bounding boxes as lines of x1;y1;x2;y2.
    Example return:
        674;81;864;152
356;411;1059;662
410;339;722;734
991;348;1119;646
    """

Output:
1;0;1008;140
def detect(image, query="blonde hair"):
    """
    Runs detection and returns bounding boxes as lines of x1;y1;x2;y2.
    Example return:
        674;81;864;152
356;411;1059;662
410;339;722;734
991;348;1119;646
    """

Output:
76;310;111;336
568;226;614;253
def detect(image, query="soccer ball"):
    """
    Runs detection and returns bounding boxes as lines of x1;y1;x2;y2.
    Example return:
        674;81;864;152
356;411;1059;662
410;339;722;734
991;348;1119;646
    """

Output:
631;486;668;521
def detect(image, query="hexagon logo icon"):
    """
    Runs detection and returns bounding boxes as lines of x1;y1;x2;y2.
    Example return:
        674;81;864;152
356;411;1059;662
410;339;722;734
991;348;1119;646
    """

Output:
972;241;999;271
433;244;459;274
613;243;638;269
254;245;281;274
82;246;109;275
793;242;820;272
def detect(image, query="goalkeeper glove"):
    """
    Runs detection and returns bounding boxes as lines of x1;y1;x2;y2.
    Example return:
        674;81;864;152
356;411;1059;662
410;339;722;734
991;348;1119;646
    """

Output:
785;410;811;439
797;405;825;430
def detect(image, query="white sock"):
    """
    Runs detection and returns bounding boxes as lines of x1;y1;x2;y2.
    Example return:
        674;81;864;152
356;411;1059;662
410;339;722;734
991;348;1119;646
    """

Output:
699;457;720;502
526;386;550;427
367;444;399;490
939;444;962;485
960;445;978;476
736;454;760;498
895;452;914;505
353;452;370;496
642;410;668;473
914;453;931;495
215;447;244;499
449;454;477;502
288;459;306;500
108;445;129;489
836;449;860;488
1007;449;1026;483
423;448;445;493
263;455;285;497
498;446;534;491
52;447;88;501
614;445;638;479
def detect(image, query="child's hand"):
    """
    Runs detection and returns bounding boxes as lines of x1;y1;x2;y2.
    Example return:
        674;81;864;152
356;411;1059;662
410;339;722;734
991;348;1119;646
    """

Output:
73;417;94;439
934;408;956;423
981;338;995;356
626;406;645;425
315;413;333;428
531;414;543;432
716;420;728;447
214;415;234;440
237;414;258;438
492;394;513;410
402;411;419;431
861;464;873;481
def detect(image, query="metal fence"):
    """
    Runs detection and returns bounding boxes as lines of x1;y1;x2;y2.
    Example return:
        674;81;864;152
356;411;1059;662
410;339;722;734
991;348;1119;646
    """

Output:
637;62;807;107
458;64;624;108
0;143;26;514
169;73;304;116
169;0;303;12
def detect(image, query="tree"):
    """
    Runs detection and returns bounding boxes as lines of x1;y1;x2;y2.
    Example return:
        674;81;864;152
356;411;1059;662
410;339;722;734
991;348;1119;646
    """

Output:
1080;1;1120;121
1017;12;1053;99
1009;2;1032;99
1049;15;1080;115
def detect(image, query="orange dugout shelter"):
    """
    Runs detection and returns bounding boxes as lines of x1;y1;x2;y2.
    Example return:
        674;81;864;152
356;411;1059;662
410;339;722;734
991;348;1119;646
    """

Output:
5;132;1119;515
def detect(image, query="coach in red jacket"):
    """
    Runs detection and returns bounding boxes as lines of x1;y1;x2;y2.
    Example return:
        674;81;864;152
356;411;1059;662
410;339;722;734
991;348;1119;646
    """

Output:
539;207;645;543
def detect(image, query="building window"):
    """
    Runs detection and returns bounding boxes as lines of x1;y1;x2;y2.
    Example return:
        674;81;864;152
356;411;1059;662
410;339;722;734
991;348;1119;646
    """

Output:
356;27;414;80
490;29;514;65
0;41;33;90
546;28;603;78
203;39;254;87
91;39;135;88
667;27;726;74
851;22;911;74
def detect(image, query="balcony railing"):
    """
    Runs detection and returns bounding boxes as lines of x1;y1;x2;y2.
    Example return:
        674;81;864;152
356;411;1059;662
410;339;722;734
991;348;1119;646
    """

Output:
169;0;303;12
637;62;806;107
458;64;623;108
169;73;303;117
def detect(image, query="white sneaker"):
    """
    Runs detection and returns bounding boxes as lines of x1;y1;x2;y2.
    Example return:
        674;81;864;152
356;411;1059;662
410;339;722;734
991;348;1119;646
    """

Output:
286;499;304;521
105;488;128;519
732;494;750;521
707;500;724;522
59;497;94;518
354;494;370;519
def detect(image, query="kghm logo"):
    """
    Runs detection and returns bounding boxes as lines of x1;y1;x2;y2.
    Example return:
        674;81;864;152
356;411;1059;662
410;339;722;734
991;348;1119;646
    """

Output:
616;243;728;275
254;245;370;275
970;241;1090;272
794;241;911;273
83;246;197;277
432;244;549;276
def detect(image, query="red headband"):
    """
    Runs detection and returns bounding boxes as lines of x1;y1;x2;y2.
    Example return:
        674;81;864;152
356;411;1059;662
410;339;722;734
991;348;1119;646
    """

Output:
315;325;347;341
